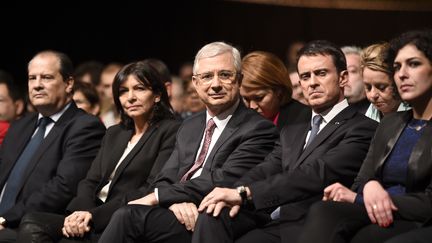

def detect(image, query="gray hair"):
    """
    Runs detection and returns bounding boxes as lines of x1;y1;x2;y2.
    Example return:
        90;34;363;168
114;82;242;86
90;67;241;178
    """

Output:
341;46;363;56
193;42;241;74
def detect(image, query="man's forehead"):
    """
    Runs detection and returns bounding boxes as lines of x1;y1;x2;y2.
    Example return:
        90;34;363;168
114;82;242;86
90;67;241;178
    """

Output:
298;54;335;71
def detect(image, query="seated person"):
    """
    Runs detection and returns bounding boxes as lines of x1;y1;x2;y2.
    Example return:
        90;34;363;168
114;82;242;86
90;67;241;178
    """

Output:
240;51;309;129
16;61;180;242
297;29;432;243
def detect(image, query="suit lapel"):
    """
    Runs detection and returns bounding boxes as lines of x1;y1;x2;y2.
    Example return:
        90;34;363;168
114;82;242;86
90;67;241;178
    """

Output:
108;126;157;193
294;106;356;169
179;113;206;175
203;103;245;170
285;122;310;171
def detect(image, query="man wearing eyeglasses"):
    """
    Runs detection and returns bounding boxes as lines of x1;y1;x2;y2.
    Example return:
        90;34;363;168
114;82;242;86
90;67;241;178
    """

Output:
98;42;279;243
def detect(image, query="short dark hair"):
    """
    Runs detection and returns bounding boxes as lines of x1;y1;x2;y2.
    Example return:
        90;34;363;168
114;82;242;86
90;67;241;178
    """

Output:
296;40;347;74
385;29;432;73
73;81;100;108
112;61;174;129
141;59;172;83
29;50;74;82
0;70;25;102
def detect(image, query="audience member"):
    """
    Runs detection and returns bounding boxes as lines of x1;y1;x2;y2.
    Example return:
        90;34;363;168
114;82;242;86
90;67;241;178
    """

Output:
99;63;122;128
74;61;104;87
240;51;309;129
362;43;410;122
0;50;106;242
342;46;370;113
181;78;205;119
288;66;308;105
16;61;180;243
193;40;377;243
73;81;101;116
297;29;432;243
98;41;278;243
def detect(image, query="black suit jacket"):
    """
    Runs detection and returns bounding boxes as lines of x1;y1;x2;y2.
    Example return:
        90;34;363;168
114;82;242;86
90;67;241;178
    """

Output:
0;102;106;227
352;111;432;224
238;105;378;223
276;100;310;130
153;101;279;207
66;119;180;232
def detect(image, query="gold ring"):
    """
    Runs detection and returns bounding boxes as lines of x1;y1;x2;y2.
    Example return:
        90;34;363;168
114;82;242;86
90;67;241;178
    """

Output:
372;204;377;210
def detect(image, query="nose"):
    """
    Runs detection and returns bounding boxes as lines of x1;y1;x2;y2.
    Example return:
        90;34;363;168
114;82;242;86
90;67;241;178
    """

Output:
210;77;223;93
370;87;380;100
249;100;259;110
31;77;44;90
127;90;136;102
396;64;408;81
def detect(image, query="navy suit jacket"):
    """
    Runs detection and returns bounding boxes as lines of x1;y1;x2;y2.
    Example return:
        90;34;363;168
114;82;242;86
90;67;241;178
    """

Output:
0;102;106;227
152;101;279;207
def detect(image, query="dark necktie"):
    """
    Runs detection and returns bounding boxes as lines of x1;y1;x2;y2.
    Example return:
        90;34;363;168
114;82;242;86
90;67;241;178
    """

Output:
0;117;52;214
305;114;323;148
181;118;216;182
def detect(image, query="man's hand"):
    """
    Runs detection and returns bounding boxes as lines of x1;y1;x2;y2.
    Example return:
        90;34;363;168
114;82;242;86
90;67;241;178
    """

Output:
0;225;4;231
62;211;92;238
169;203;198;231
128;192;158;206
363;180;398;228
323;182;357;203
198;187;242;217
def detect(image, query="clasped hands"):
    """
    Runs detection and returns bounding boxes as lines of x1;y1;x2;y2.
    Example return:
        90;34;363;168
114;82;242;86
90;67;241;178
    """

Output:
323;180;398;228
62;211;92;238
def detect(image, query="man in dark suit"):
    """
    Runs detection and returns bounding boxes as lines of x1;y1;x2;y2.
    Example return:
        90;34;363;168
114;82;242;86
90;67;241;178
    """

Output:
98;42;279;243
0;50;106;242
193;40;378;243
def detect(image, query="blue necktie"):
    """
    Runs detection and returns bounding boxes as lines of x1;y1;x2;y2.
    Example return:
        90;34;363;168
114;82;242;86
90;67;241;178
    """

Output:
270;115;323;220
0;117;52;214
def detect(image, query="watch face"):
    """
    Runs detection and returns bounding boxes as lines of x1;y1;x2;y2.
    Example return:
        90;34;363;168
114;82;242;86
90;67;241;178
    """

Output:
0;217;5;225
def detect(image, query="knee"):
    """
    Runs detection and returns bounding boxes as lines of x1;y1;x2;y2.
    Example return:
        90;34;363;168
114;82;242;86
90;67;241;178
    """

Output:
19;213;46;234
110;205;137;223
308;201;335;220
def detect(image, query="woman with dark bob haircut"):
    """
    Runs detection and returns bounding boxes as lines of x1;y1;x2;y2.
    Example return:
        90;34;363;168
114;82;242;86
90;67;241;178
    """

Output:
296;29;432;243
16;61;181;242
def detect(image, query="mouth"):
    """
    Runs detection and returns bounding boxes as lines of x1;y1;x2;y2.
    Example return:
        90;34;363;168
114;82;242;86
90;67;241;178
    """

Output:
308;91;322;98
33;93;46;98
399;84;412;92
209;93;226;99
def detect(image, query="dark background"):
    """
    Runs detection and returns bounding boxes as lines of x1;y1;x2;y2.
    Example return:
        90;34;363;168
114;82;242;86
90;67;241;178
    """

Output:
1;1;431;88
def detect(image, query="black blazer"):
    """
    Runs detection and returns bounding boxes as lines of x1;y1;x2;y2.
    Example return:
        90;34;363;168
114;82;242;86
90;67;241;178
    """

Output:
238;105;378;223
0;102;106;227
276;100;310;130
66;119;180;232
352;111;432;224
153;101;279;207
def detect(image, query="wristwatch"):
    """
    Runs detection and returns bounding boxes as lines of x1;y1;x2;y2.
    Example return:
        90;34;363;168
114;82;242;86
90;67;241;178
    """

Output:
0;217;6;226
236;186;248;205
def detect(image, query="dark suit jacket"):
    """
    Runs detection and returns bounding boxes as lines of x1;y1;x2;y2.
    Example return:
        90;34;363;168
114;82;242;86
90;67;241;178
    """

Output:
276;100;310;130
66;119;180;232
153;101;279;207
0;102;106;227
351;111;432;224
238;105;378;224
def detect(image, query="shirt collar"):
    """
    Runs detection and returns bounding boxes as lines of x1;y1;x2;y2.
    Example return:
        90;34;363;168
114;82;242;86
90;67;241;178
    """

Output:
311;99;349;125
38;102;72;123
206;99;240;129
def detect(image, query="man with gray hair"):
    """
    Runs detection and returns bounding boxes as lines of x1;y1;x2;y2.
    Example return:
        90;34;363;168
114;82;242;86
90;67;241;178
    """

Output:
342;46;369;114
98;42;278;243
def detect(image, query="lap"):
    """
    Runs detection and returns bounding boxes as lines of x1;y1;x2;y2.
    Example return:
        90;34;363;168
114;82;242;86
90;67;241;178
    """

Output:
0;228;17;243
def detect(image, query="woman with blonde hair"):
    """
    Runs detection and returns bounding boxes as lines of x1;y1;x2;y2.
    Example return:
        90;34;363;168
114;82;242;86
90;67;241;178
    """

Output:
240;51;309;129
362;43;409;122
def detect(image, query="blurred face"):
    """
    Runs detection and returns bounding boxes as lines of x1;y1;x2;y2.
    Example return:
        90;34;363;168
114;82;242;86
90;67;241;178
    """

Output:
119;75;160;124
393;44;432;106
28;53;73;116
184;81;205;113
344;53;365;103
240;86;279;120
289;71;308;105
0;84;23;122
298;54;347;113
100;71;117;101
363;68;400;115
192;52;240;116
73;91;99;115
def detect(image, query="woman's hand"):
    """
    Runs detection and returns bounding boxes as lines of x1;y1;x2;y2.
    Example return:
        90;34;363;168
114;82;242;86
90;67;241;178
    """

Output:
62;211;92;238
363;180;398;227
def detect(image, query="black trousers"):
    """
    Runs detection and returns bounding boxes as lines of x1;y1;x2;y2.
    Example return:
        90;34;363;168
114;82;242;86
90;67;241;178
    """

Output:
98;205;192;243
192;208;309;243
16;212;99;243
297;201;420;243
0;228;17;243
384;226;432;243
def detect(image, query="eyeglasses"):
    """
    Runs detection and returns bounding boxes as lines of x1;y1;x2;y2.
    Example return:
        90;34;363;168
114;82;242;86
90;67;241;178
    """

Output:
193;70;238;85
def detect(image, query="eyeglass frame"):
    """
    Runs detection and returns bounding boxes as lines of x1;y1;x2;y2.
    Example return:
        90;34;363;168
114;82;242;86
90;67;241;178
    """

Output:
192;69;242;85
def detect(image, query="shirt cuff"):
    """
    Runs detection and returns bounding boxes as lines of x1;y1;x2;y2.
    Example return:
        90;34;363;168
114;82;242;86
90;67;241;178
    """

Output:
154;188;159;202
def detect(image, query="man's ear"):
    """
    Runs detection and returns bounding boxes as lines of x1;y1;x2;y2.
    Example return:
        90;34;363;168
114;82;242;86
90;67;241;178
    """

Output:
237;73;243;86
14;99;25;117
339;70;348;88
164;82;172;98
66;77;75;94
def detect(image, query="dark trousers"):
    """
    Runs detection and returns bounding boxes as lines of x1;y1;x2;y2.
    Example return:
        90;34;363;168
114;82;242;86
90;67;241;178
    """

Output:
16;212;99;243
0;228;17;243
192;208;300;243
297;201;420;243
384;226;432;243
98;205;192;243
